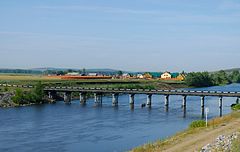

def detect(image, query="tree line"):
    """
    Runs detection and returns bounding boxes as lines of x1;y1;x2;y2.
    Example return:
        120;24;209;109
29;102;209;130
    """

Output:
185;70;240;87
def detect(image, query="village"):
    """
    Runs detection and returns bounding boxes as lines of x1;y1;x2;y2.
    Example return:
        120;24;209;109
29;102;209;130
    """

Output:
50;71;186;81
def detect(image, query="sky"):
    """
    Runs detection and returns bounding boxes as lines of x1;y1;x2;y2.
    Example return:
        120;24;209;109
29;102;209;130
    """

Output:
0;0;240;72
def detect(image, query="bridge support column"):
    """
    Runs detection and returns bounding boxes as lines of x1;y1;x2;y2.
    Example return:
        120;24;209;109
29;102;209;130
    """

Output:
219;96;223;117
48;91;52;99
94;93;102;104
79;93;87;104
201;96;205;118
236;97;239;104
64;92;71;103
112;93;119;106
129;94;135;105
164;95;169;107
182;95;187;108
147;94;152;107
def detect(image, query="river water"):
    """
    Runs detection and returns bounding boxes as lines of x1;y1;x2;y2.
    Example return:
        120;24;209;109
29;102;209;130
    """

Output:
0;84;239;152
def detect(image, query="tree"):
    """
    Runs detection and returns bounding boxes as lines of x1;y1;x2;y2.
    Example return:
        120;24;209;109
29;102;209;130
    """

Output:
212;70;230;85
67;69;73;73
185;72;213;87
82;68;86;75
12;89;24;104
33;81;44;103
229;70;240;83
117;70;123;76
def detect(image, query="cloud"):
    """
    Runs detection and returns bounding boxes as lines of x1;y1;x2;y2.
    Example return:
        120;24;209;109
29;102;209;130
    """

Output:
38;5;160;15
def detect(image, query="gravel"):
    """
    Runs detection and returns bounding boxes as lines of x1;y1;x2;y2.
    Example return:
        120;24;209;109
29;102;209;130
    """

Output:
201;132;240;152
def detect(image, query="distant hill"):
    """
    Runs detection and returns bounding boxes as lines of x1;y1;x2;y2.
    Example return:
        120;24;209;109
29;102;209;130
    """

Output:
210;68;240;74
0;68;125;75
223;68;240;73
0;68;42;74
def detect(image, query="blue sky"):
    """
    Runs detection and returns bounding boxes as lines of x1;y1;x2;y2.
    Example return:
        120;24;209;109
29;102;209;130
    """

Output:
1;0;240;72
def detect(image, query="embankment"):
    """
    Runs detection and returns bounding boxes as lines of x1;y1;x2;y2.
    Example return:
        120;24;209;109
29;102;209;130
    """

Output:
132;111;240;152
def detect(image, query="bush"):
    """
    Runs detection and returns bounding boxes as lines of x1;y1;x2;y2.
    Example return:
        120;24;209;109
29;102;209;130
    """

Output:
11;82;44;105
189;120;206;128
231;104;240;111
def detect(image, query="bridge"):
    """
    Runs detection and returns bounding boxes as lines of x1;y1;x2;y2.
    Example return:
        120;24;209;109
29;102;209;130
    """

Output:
44;86;240;117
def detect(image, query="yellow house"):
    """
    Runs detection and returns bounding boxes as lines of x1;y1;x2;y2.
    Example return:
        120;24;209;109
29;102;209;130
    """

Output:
176;74;186;81
161;72;172;79
143;73;153;79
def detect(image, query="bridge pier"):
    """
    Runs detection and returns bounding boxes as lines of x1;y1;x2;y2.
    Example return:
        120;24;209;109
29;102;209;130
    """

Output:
164;95;169;107
147;94;152;107
129;94;135;105
79;93;87;104
112;93;119;106
94;93;102;104
236;97;239;104
48;91;52;99
48;91;57;99
219;96;223;117
64;92;71;103
183;107;186;118
201;96;205;118
182;95;187;108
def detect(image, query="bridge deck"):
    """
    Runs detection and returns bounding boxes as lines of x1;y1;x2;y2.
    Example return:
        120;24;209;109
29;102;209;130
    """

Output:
44;87;240;97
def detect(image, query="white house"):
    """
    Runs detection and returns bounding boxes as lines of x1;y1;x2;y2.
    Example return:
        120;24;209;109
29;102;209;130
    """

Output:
161;72;172;79
66;72;79;76
88;73;98;76
137;74;144;79
122;73;131;78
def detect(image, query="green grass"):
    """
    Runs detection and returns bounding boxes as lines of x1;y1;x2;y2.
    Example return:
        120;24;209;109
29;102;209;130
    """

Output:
231;135;240;152
189;120;206;128
231;104;240;111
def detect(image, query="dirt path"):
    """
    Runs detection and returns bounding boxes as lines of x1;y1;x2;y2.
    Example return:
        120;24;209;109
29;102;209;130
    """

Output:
163;119;240;152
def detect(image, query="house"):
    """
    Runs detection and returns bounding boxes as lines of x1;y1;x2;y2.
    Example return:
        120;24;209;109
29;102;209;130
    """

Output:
137;74;144;79
171;73;179;78
161;72;172;79
143;73;153;79
149;72;162;79
122;73;131;79
88;73;98;76
66;72;79;76
176;74;186;81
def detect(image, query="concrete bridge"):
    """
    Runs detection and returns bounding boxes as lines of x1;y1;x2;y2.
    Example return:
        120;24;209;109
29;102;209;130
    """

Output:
44;86;240;117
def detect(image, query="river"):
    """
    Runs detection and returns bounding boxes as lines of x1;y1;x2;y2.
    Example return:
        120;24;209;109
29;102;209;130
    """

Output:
0;84;239;152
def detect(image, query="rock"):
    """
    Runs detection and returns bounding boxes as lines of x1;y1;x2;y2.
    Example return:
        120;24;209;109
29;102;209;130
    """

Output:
200;132;240;152
0;92;17;107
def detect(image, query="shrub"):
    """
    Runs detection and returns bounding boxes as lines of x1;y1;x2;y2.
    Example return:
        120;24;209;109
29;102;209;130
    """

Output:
231;104;240;111
189;120;206;129
11;82;44;105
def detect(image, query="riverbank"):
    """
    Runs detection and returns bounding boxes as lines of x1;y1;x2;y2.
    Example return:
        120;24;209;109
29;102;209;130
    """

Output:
0;92;54;108
131;111;240;152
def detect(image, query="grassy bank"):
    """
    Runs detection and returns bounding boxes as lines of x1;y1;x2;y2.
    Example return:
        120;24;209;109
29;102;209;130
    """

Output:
131;111;240;152
0;74;186;92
